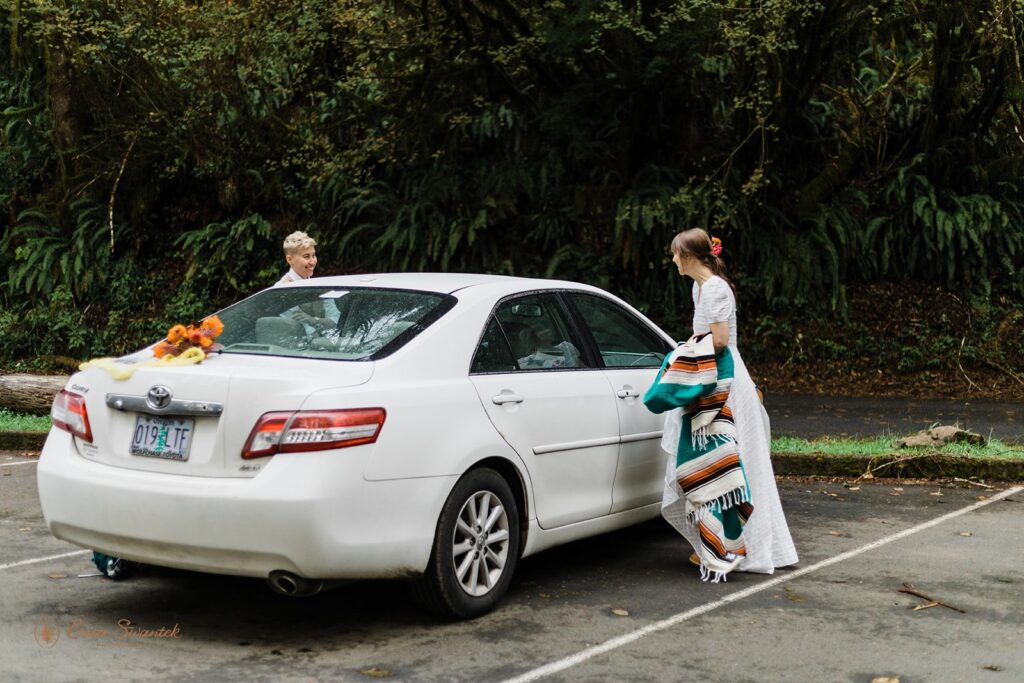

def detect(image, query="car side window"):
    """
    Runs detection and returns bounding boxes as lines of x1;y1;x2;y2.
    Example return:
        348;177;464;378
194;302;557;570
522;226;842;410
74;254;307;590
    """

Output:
494;294;589;371
569;294;670;368
470;317;518;374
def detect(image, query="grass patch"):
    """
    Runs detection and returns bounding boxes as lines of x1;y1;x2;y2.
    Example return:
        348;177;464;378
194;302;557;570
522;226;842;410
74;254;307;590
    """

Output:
0;409;52;432
772;436;1024;460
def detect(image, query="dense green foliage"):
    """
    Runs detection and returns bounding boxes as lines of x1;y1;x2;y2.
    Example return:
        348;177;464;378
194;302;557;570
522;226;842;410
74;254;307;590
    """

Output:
1;1;1023;369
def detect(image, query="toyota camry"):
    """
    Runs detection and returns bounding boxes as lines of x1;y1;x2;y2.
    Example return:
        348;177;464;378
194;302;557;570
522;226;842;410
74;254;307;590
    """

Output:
38;273;675;618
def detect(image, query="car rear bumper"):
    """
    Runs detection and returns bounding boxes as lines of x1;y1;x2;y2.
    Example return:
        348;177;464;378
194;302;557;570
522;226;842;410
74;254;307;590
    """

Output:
37;430;455;579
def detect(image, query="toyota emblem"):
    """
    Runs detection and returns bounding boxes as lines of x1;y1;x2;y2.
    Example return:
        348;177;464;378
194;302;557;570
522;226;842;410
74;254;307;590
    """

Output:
146;385;172;411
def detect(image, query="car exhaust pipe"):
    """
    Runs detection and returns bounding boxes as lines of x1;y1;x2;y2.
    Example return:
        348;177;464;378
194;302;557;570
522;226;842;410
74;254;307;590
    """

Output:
266;570;325;598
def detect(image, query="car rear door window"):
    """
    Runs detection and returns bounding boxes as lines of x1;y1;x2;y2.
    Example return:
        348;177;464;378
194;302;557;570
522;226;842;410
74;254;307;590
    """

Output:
470;317;518;374
567;294;670;368
493;294;589;371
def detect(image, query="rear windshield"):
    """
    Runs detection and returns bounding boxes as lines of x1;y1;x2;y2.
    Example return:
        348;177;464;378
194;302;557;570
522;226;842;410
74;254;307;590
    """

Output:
214;286;455;361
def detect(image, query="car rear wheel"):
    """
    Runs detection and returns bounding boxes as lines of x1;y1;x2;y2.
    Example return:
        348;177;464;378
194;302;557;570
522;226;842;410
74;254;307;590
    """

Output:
412;467;520;619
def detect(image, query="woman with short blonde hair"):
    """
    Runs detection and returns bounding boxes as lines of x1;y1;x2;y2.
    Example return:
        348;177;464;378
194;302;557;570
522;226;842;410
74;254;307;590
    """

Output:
277;231;318;284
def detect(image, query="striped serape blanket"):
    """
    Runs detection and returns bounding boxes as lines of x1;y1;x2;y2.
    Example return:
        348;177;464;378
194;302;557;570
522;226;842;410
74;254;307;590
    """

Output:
643;332;753;582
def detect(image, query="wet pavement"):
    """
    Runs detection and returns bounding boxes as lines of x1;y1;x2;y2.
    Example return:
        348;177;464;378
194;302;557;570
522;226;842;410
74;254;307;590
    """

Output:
768;393;1024;444
2;453;1022;682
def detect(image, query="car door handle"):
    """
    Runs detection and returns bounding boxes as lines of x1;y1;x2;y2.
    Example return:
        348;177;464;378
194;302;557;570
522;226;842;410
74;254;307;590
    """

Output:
492;393;525;405
616;389;640;399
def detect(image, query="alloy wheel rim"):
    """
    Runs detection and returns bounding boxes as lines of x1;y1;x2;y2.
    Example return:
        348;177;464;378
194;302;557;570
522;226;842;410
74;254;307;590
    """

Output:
451;490;510;597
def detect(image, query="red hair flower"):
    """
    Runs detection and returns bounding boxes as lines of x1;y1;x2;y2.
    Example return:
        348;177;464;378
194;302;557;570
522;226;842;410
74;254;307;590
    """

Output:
710;236;723;256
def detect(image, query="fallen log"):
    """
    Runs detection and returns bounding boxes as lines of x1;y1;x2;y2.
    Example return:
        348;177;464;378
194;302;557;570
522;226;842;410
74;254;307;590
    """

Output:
0;374;70;415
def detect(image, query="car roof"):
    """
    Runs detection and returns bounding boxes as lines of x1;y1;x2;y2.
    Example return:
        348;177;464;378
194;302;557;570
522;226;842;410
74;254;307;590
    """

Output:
279;272;601;295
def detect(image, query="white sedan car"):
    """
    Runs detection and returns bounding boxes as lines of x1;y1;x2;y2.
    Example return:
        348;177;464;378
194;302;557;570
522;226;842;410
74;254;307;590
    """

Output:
38;273;675;618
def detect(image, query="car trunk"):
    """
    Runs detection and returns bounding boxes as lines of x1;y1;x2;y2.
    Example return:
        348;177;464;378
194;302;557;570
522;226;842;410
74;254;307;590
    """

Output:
69;354;373;478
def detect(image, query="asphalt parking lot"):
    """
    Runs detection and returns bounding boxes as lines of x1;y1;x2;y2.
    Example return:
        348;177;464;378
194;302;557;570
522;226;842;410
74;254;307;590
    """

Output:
2;451;1021;682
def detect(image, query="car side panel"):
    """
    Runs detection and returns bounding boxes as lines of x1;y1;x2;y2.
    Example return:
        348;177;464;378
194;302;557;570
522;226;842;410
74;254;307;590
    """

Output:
300;379;535;521
601;367;666;511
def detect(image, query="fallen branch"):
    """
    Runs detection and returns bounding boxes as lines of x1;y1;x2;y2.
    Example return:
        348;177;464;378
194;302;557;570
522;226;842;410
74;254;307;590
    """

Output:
952;477;994;489
854;452;938;482
898;582;966;613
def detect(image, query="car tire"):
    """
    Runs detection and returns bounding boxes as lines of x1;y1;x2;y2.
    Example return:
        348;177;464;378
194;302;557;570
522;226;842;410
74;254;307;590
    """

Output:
411;467;520;619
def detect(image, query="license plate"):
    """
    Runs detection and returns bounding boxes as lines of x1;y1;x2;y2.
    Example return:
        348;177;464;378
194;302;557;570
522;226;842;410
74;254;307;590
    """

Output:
130;416;194;461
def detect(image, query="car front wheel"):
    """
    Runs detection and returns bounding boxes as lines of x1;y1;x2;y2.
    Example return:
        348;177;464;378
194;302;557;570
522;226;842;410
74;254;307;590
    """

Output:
412;467;520;619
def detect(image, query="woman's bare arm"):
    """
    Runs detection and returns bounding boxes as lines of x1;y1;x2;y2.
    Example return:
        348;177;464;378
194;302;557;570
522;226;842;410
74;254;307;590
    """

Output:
709;321;729;353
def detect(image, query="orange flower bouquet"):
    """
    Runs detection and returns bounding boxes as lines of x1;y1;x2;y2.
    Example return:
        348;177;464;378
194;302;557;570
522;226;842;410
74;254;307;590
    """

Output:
153;316;224;360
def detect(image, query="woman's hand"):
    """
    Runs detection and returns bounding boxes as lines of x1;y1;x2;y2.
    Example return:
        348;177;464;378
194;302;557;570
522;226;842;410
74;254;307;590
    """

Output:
291;310;333;333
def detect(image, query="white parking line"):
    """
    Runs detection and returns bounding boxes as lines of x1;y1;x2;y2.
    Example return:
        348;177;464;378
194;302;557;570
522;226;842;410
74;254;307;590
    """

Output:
502;485;1023;683
0;549;92;572
0;460;38;468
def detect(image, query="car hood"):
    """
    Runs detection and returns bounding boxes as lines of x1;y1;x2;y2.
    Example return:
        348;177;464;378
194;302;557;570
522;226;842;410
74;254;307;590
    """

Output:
64;353;374;477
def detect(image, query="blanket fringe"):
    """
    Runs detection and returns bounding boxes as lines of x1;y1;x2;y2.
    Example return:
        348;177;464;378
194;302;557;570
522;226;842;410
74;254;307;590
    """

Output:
691;425;710;451
699;564;729;583
686;485;751;527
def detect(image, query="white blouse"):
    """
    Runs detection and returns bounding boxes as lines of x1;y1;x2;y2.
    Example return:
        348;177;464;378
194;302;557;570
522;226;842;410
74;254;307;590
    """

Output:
691;275;738;348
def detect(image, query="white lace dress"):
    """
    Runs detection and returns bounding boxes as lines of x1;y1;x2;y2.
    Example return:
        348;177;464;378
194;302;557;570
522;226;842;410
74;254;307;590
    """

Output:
660;275;799;573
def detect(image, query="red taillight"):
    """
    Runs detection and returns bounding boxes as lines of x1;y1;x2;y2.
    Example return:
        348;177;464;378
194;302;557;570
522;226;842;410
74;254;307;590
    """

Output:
51;389;93;443
241;408;386;459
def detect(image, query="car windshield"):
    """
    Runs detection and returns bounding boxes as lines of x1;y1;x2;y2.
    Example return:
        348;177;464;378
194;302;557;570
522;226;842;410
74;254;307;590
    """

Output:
213;286;455;361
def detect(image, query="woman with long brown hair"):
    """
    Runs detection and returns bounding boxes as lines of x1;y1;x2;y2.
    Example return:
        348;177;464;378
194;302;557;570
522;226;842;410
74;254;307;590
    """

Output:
656;228;798;576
